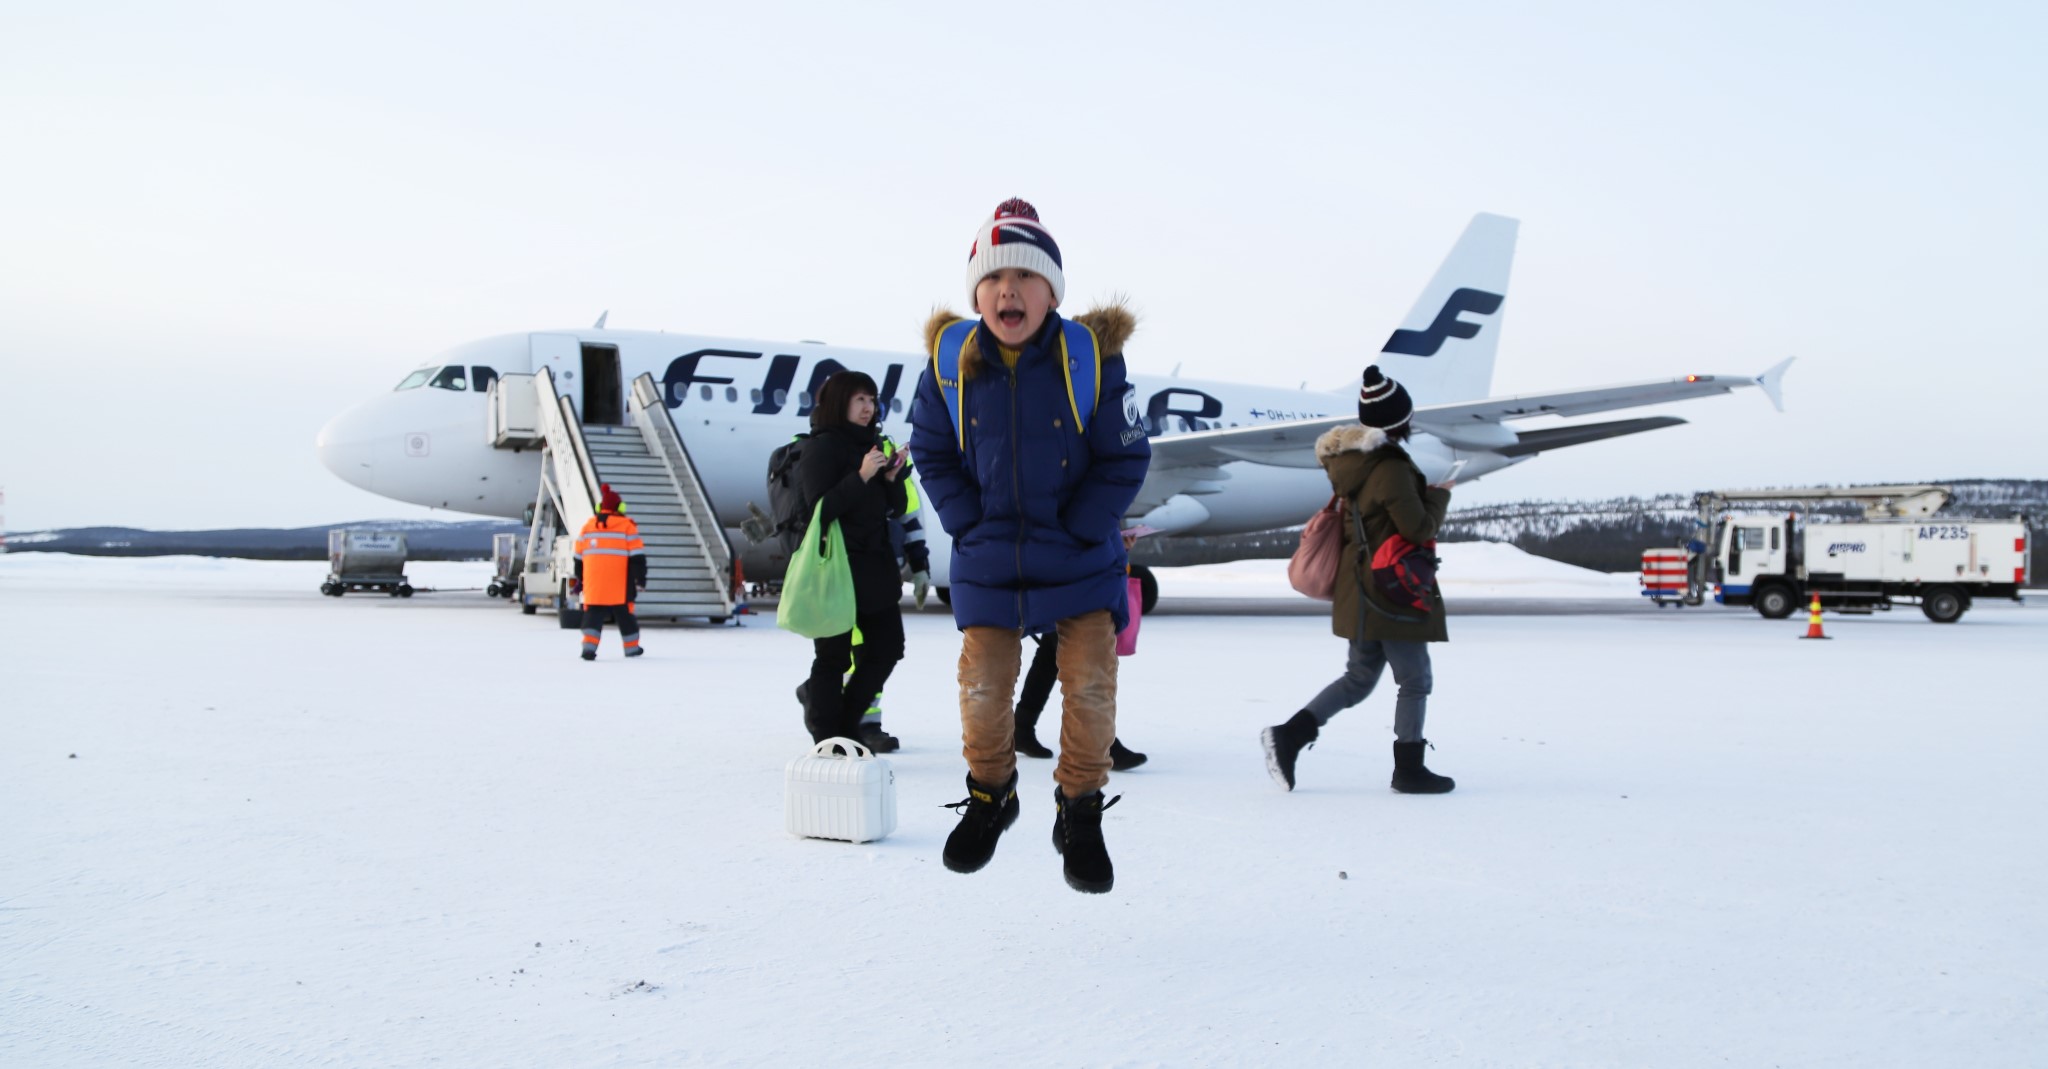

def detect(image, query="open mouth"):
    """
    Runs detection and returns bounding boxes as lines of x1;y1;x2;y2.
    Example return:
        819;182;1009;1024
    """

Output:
997;309;1025;328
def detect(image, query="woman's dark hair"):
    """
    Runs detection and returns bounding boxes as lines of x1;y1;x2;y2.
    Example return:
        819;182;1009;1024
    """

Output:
1385;422;1414;444
810;370;881;432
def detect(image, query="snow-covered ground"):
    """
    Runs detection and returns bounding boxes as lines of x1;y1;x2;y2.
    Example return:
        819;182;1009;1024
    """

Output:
4;551;2044;1067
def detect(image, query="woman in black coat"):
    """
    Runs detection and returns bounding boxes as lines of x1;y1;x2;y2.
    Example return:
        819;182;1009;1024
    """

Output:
794;371;909;744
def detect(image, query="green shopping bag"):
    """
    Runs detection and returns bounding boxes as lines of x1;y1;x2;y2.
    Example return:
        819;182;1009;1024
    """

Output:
776;500;856;639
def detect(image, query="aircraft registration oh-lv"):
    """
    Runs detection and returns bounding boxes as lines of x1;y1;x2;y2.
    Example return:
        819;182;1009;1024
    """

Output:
316;212;1791;600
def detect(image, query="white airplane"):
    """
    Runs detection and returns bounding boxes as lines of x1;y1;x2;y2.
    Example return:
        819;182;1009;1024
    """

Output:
317;213;1790;602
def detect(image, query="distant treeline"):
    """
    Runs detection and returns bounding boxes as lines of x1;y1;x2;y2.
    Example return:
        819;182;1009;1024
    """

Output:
1134;478;2046;577
3;521;524;561
10;480;2041;579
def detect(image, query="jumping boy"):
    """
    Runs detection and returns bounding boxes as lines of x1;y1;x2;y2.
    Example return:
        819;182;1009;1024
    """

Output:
909;198;1151;894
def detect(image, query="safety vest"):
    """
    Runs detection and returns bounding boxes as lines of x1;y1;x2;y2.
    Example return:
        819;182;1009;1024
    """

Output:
929;318;1101;451
879;436;920;513
575;513;643;606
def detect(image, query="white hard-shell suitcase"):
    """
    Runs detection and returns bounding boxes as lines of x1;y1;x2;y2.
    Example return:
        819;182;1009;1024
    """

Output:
784;737;897;843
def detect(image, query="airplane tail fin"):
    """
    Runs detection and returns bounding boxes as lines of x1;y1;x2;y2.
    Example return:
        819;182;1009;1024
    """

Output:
1373;212;1519;404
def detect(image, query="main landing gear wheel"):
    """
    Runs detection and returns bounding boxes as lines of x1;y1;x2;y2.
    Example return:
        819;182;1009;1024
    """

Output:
1130;565;1159;615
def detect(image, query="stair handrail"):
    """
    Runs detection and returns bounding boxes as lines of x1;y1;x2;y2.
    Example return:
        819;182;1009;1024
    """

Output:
533;367;600;535
629;373;736;608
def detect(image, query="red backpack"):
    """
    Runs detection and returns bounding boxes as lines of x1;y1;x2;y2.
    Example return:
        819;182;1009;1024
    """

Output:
1353;509;1438;621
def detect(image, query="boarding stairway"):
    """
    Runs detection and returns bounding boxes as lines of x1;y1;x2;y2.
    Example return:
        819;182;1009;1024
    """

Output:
506;369;737;623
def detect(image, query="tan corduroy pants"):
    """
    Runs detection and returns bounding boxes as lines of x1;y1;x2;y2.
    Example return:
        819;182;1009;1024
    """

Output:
958;610;1119;797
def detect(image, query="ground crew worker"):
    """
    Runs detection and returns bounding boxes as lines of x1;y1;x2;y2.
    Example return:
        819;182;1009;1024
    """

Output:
574;483;647;660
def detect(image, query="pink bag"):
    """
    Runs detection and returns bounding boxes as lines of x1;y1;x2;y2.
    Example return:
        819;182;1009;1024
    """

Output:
1116;576;1142;656
1287;494;1344;601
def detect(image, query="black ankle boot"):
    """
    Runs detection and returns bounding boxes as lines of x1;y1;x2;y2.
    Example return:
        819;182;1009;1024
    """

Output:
1109;738;1148;771
1392;740;1455;794
941;771;1019;873
1014;716;1054;759
1261;711;1318;791
1052;787;1121;894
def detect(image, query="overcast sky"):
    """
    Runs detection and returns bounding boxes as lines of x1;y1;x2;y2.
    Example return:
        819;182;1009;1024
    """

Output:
2;1;2042;532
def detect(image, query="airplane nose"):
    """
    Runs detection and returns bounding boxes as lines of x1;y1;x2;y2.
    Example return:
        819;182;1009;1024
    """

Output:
316;401;382;493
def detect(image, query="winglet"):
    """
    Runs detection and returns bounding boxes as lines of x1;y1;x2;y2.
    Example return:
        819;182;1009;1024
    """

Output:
1755;357;1794;412
593;310;610;329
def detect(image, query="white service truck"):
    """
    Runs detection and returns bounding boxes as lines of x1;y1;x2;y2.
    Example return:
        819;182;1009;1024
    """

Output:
1679;486;2031;623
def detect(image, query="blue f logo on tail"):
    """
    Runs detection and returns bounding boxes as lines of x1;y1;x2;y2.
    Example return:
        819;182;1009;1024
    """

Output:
1383;288;1504;357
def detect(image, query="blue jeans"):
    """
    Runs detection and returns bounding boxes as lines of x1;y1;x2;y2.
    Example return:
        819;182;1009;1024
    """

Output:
1302;635;1433;742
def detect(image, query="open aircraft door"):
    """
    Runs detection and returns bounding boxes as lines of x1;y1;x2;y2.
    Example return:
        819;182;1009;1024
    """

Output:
531;333;581;411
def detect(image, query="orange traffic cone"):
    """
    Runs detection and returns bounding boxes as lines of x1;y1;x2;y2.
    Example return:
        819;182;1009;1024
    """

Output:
1800;592;1830;640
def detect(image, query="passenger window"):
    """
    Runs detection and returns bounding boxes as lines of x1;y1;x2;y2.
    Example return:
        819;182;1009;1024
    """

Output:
751;389;764;404
890;397;903;414
471;366;498;393
700;384;713;401
798;391;812;408
395;368;434;390
774;389;788;406
725;386;739;403
429;365;467;391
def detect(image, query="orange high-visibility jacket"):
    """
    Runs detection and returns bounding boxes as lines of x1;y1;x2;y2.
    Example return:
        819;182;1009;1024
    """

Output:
574;513;645;606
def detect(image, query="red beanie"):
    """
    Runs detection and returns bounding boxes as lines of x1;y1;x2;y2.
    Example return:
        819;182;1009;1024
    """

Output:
599;484;623;513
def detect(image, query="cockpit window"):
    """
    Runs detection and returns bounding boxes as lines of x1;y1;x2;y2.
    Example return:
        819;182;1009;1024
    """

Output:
394;368;435;391
471;366;498;393
429;365;467;391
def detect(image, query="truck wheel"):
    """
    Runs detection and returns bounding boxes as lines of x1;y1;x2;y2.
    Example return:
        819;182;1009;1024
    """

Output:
398;584;414;598
1921;587;1966;623
1131;565;1160;615
1754;585;1797;620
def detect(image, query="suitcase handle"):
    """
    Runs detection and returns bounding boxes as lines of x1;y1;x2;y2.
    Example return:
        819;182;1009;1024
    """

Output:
810;737;874;760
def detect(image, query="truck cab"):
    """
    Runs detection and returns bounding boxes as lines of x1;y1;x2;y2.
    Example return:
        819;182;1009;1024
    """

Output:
1713;512;1799;617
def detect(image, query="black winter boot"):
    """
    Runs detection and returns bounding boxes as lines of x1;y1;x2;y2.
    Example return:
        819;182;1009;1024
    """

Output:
941;772;1019;874
1014;710;1054;759
1392;740;1455;794
1109;738;1148;771
1261;711;1318;791
1052;787;1121;894
856;721;901;754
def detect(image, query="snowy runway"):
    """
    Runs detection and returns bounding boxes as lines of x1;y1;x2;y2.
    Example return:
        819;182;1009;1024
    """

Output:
4;554;2043;1066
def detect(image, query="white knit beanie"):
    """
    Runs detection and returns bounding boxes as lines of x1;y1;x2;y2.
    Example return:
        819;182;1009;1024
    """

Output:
964;197;1065;306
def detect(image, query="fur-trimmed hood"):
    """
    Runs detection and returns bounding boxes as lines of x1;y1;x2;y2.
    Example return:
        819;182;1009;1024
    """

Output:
921;299;1137;380
1314;423;1392;460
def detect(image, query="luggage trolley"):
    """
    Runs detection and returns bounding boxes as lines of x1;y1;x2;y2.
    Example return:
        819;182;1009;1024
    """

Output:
321;529;413;597
486;533;524;599
1639;547;1690;607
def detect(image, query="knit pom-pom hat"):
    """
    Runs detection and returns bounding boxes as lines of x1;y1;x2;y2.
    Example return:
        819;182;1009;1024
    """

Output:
965;197;1064;306
1357;366;1414;431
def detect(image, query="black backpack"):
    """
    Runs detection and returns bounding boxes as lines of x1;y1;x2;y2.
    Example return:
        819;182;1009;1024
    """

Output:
765;434;812;555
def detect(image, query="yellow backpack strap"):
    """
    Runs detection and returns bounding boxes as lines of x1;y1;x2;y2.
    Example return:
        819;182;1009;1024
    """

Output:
930;319;977;451
1057;319;1101;434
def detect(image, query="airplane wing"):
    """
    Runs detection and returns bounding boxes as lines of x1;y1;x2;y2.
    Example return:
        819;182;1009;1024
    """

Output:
1129;359;1792;514
1413;357;1793;425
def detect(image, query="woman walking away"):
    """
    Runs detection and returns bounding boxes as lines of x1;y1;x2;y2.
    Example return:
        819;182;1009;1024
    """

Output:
794;371;909;745
1262;366;1455;794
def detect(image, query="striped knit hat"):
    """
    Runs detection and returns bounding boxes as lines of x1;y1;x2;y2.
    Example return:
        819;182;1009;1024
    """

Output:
1357;366;1414;431
965;198;1065;306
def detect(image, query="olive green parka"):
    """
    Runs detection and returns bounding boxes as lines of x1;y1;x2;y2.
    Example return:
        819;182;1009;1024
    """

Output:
1317;424;1452;643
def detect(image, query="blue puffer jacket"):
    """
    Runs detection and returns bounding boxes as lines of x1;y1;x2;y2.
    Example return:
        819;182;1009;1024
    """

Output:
908;305;1152;634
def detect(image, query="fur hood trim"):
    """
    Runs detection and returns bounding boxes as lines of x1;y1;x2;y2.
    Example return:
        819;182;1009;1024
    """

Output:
920;298;1137;381
1315;424;1390;460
